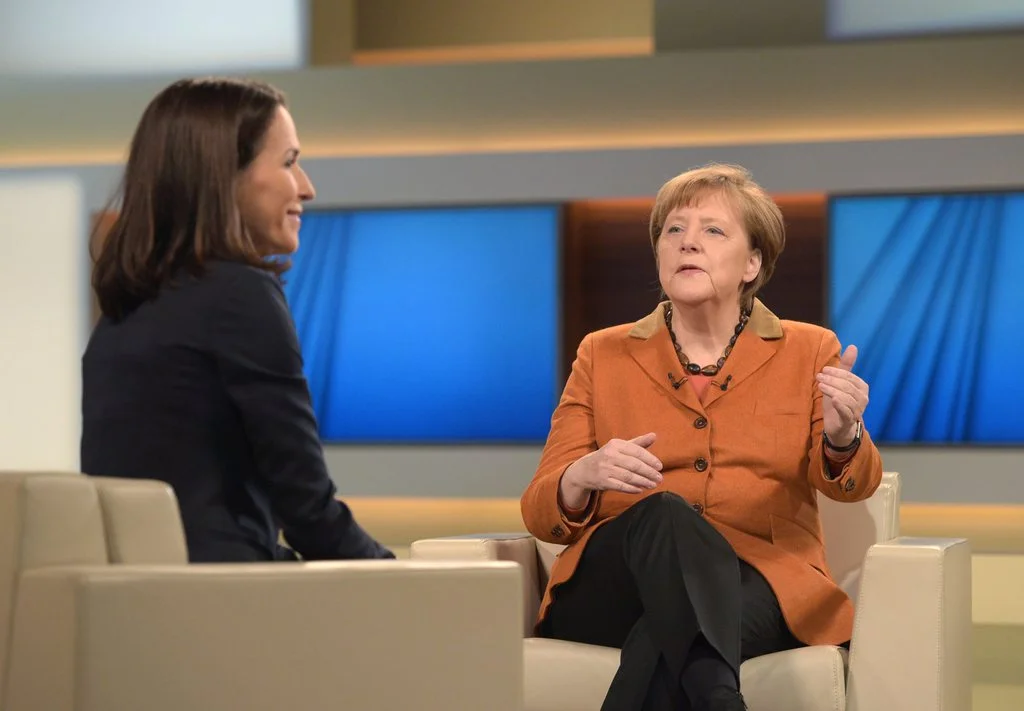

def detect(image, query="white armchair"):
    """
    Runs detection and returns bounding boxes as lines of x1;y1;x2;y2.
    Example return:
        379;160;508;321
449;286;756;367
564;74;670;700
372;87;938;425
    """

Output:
411;472;972;711
0;471;524;711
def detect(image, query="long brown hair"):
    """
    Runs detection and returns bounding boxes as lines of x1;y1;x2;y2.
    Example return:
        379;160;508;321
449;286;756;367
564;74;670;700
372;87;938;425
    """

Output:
91;77;287;320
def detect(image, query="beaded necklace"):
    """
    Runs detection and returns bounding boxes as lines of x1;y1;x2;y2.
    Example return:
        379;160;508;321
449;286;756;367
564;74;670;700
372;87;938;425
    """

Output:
663;303;750;376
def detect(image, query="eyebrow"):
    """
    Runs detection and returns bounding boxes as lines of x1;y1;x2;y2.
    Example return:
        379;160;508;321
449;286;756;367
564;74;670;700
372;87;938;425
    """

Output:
666;212;731;225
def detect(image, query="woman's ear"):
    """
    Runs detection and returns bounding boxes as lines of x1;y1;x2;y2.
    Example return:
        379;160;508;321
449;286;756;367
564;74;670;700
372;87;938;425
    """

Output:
743;248;763;284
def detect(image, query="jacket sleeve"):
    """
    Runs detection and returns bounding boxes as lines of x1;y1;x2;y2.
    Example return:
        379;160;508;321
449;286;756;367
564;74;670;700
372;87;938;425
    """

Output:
211;266;393;560
521;333;602;544
807;329;883;503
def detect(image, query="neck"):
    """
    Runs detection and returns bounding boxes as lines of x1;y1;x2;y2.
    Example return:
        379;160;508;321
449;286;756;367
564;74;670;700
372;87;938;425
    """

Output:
669;299;744;362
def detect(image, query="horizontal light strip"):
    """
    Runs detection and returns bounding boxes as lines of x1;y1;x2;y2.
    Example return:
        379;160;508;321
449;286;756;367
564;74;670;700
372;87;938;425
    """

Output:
352;37;652;66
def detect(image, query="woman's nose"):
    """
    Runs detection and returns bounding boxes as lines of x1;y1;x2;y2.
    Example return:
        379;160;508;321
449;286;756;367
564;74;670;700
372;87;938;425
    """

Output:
298;167;316;201
679;236;699;252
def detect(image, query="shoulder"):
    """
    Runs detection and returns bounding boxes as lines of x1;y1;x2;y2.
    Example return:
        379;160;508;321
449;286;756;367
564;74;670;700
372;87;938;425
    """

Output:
778;319;840;361
752;299;836;353
570;299;666;353
203;262;300;361
205;259;283;293
588;321;640;346
203;260;288;313
582;323;644;361
779;318;832;343
199;261;297;352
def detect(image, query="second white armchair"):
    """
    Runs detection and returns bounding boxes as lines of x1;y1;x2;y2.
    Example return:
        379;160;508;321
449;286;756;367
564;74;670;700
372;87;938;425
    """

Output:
412;472;972;711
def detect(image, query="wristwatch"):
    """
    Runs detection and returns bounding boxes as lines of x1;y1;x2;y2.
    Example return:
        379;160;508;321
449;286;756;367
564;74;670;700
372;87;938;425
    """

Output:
824;420;863;452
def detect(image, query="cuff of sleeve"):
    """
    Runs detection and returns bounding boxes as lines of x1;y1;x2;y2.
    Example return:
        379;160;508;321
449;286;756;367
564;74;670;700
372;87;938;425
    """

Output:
819;441;863;492
559;492;598;527
823;445;858;479
560;491;590;517
556;472;600;530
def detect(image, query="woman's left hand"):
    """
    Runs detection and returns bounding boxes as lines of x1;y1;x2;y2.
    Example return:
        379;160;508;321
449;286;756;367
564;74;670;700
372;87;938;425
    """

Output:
815;344;869;447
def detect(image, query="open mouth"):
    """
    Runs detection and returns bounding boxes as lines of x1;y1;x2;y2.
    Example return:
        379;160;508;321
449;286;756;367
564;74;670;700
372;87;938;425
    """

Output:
676;265;704;274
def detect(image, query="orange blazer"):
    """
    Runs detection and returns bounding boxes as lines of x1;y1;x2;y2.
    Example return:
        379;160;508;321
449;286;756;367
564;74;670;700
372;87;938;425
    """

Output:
521;300;883;647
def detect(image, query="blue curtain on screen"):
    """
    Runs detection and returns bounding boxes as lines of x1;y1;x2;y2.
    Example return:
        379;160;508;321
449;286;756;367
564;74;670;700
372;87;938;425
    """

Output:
283;212;354;432
282;206;560;443
829;193;1024;444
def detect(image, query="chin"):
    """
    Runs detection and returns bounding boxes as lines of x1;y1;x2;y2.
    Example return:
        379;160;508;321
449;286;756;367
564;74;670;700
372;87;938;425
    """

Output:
270;236;299;256
663;283;714;307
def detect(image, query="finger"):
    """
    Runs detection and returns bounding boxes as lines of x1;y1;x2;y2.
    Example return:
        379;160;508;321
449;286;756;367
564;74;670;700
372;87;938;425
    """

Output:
620;443;663;471
820;367;869;393
615;457;664;485
817;372;867;398
603;477;644;495
628;432;657;449
817;375;869;406
820;380;868;412
838;344;858;372
818;383;861;419
611;466;660;491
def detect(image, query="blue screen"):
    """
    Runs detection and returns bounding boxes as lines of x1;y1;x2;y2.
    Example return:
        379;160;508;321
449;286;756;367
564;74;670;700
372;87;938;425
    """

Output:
829;192;1024;444
282;205;561;443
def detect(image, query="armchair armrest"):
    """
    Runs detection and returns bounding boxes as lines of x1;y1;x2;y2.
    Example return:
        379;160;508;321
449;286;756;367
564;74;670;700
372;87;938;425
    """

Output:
846;537;971;711
6;561;523;711
412;534;541;637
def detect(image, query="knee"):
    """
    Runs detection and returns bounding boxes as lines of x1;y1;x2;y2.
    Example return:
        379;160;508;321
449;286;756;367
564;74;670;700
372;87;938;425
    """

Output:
622;492;701;545
634;491;693;521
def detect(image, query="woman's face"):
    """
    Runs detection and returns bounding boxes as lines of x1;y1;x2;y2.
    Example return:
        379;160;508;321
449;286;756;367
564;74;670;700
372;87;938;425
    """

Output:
236;106;316;256
656;191;762;310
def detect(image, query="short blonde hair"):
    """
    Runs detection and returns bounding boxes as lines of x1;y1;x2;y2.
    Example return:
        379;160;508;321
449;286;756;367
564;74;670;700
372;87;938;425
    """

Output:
649;163;785;307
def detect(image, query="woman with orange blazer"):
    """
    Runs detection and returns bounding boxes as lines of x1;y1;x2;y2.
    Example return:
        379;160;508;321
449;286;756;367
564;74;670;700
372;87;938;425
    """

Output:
521;164;883;711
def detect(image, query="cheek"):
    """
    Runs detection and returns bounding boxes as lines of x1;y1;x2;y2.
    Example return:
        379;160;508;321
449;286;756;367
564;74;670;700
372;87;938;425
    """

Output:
241;187;290;232
655;251;672;285
235;185;257;224
238;183;272;222
655;242;673;271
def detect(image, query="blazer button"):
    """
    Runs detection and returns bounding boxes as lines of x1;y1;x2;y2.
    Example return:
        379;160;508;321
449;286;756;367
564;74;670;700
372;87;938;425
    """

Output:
551;525;566;538
694;457;708;472
843;478;856;493
694;416;708;430
692;502;704;515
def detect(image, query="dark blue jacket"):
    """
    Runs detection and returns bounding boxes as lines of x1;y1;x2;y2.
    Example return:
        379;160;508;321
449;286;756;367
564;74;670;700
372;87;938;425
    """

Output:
81;260;392;562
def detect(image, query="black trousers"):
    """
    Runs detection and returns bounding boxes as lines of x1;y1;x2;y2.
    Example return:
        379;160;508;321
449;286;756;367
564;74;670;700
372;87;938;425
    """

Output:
539;492;802;710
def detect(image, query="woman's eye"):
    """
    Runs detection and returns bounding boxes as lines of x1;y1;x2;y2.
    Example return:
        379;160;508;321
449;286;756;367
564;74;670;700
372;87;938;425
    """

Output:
667;225;682;233
708;227;724;235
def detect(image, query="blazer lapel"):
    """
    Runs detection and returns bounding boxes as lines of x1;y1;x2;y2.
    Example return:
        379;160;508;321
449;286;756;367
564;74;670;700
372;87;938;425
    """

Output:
625;299;784;413
626;303;705;415
701;300;783;409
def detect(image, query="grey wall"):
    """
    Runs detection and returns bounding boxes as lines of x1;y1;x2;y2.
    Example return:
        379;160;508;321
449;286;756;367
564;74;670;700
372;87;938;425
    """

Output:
5;32;1023;164
4;131;1022;503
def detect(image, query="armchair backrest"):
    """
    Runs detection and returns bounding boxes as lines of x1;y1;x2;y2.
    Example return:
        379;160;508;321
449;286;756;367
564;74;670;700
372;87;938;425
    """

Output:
533;472;902;606
819;471;901;603
89;476;188;565
0;471;188;702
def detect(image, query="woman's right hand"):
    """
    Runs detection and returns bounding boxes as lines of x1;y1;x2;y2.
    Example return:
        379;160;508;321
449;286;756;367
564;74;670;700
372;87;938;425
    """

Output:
559;433;664;508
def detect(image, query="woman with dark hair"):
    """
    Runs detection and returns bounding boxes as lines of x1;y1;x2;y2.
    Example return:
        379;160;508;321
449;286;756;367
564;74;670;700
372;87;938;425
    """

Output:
82;77;393;562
